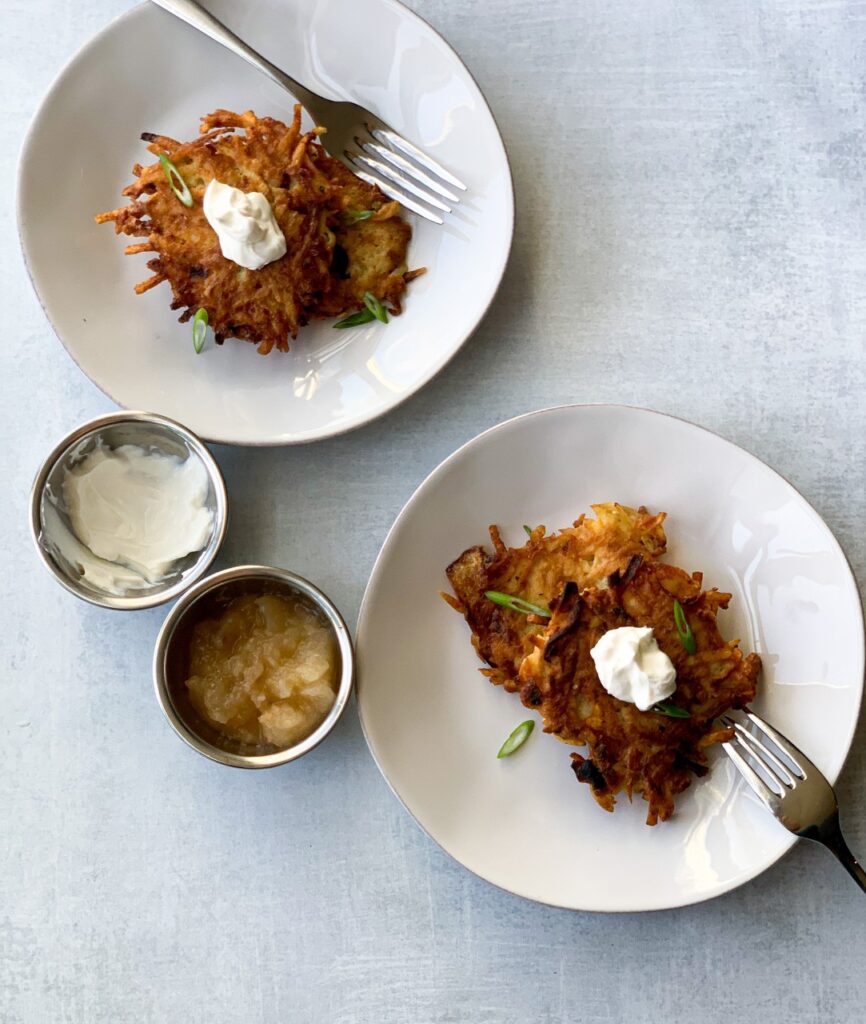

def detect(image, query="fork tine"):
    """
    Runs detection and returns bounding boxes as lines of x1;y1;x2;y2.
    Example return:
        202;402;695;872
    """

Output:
729;735;787;796
345;159;444;225
722;717;797;788
369;128;467;192
723;739;783;811
724;713;866;894
347;151;452;213
745;711;807;778
357;139;461;204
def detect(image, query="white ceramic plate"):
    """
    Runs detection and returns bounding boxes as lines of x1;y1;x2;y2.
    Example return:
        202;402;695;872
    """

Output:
18;0;513;445
356;405;864;912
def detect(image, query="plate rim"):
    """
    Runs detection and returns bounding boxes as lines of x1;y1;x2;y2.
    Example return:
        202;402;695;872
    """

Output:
16;0;515;447
355;402;866;912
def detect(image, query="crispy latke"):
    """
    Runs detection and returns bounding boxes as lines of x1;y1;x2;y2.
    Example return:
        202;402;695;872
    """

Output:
444;504;668;690
443;504;761;825
96;106;420;354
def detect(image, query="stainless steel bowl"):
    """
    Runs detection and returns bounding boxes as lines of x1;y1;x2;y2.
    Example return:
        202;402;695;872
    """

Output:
153;565;355;768
30;411;228;610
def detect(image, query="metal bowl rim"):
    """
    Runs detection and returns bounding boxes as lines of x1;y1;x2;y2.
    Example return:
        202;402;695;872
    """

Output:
29;410;229;611
152;564;356;768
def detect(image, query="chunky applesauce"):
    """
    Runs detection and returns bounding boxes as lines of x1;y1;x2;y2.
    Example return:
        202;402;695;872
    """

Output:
184;592;337;750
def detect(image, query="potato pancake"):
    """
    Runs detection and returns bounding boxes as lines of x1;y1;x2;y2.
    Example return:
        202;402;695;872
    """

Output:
444;504;667;689
443;504;761;825
96;106;420;355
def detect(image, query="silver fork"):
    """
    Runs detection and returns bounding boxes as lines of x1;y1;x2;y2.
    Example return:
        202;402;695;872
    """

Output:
150;0;466;224
723;709;866;893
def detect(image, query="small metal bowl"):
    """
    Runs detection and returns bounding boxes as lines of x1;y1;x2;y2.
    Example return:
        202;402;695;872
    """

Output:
153;566;355;768
30;411;228;611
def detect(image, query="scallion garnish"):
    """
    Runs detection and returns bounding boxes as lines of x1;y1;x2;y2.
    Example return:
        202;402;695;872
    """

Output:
344;209;374;224
333;308;376;329
485;591;552;618
333;293;389;328
673;598;697;655
192;308;208;353
652;701;691;719
158;153;193;208
497;720;535;758
363;291;389;324
523;525;533;536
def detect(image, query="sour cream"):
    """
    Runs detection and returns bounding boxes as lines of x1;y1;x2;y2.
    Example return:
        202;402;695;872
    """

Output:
61;444;214;591
589;627;677;711
203;179;286;270
42;502;156;594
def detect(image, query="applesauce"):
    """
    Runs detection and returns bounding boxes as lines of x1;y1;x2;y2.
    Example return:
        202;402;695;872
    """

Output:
184;592;337;750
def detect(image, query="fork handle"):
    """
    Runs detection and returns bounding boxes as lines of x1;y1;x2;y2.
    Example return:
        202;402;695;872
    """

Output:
149;0;321;116
823;822;866;894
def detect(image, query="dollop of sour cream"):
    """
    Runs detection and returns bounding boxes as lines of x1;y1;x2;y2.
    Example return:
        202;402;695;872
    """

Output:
61;444;214;591
589;627;677;711
203;179;286;270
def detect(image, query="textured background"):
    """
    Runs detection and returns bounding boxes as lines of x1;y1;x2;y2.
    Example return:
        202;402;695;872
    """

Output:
2;1;866;1022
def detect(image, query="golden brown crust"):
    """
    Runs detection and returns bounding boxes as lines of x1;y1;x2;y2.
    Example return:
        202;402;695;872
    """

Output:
96;107;419;354
445;504;667;690
443;504;761;825
520;560;760;825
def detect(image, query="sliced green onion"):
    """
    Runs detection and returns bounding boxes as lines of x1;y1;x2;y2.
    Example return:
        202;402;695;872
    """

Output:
344;208;374;224
192;308;208;354
652;701;691;719
363;291;389;324
158;153;193;208
485;591;551;618
523;525;533;536
497;720;535;758
673;598;697;655
334;308;376;329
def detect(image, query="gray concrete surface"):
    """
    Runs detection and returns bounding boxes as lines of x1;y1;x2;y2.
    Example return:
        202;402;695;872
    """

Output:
2;1;865;1021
